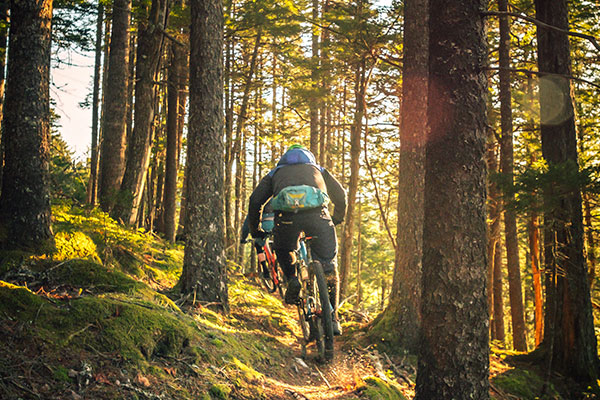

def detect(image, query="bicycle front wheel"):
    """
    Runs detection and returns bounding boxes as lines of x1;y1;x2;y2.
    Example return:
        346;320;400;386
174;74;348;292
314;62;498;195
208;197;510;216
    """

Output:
310;260;334;361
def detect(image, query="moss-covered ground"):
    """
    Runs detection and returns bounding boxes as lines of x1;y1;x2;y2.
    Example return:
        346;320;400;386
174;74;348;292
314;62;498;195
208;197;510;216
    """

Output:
0;203;586;399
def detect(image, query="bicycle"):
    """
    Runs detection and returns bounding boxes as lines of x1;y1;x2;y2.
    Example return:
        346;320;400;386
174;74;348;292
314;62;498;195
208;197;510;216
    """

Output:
294;235;334;362
245;235;285;298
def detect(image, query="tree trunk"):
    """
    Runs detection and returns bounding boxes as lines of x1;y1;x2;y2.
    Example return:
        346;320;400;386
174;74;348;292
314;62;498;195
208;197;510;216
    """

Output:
0;0;10;194
415;0;489;396
163;41;186;242
339;59;365;298
498;0;528;351
224;0;234;251
529;202;543;346
377;0;427;353
112;0;168;224
180;0;228;311
309;0;319;158
87;2;103;206
99;0;131;212
0;0;54;251
583;193;597;286
535;0;598;384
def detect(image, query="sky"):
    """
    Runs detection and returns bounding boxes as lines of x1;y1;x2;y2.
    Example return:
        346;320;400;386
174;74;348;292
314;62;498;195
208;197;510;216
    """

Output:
51;51;95;161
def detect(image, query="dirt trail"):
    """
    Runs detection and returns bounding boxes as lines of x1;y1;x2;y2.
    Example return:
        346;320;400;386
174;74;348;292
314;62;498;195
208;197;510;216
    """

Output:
252;303;415;400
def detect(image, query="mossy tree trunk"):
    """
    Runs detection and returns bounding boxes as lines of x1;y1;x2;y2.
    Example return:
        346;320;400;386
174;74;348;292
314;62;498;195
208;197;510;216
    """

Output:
415;0;489;396
0;0;54;251
535;0;599;384
180;0;228;312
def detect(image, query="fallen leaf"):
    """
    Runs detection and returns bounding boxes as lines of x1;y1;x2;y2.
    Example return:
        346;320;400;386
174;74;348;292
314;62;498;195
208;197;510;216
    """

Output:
135;373;151;387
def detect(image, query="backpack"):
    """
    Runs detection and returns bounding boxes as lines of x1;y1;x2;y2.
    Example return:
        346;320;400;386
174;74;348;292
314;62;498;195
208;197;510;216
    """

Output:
271;185;329;212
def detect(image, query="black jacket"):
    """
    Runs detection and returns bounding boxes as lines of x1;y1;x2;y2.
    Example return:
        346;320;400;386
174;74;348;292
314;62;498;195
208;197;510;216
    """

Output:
248;163;347;237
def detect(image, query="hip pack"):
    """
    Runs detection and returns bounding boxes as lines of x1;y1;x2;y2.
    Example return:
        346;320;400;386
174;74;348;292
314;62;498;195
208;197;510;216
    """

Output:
271;185;329;212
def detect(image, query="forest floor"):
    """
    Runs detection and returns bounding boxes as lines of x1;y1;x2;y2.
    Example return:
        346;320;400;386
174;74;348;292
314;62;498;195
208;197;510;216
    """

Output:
0;203;580;400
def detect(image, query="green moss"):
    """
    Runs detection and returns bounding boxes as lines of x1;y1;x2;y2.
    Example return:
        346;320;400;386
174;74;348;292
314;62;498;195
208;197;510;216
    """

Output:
53;231;100;262
361;377;407;400
52;365;71;382
0;281;45;320
209;383;231;399
492;368;559;399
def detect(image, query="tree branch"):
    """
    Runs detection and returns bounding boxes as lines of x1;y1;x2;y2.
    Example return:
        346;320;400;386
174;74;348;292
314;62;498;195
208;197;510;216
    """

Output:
482;10;600;52
486;66;600;89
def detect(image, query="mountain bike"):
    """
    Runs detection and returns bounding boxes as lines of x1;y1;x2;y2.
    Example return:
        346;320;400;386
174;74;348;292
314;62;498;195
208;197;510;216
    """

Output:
295;235;334;362
245;236;284;298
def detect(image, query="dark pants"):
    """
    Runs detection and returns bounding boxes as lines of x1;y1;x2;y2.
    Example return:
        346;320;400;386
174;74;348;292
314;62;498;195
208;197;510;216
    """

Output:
273;207;339;310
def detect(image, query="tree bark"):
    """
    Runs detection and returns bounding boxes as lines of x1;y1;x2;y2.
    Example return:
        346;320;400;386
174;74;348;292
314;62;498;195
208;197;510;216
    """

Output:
381;0;428;353
415;0;489;396
339;59;365;298
180;0;228;311
0;0;9;194
99;0;131;212
498;0;528;351
162;40;186;242
87;2;104;206
309;0;319;158
0;0;54;251
535;0;598;384
112;0;169;224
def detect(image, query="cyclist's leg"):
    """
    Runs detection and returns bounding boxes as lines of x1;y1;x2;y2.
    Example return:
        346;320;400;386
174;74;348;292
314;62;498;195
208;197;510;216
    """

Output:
273;211;302;304
304;208;342;335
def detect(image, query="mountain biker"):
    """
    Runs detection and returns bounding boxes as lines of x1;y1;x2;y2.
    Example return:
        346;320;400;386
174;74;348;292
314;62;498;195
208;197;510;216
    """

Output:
240;200;275;281
247;144;347;335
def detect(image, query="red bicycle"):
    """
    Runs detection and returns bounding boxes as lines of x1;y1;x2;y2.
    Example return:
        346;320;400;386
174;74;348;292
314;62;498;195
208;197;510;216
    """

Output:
246;236;285;298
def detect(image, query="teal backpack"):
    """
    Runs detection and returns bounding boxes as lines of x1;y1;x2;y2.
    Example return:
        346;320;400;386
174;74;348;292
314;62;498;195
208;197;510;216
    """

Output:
271;185;329;212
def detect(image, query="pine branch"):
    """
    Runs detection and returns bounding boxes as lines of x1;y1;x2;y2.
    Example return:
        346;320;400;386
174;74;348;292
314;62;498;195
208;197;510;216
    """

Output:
482;10;600;52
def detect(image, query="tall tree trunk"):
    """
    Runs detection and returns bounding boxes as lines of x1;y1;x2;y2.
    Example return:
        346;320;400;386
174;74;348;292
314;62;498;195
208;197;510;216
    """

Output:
375;0;427;353
163;41;186;242
0;0;10;194
112;0;168;224
99;0;131;212
498;0;527;351
0;0;54;251
87;1;103;206
529;198;543;346
180;0;228;311
583;193;597;285
415;0;489;396
224;0;234;251
309;0;319;158
487;142;505;343
339;59;365;298
535;0;598;384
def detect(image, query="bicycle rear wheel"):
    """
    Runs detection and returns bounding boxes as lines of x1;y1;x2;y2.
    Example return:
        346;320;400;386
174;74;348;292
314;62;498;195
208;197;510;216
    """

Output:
310;260;334;361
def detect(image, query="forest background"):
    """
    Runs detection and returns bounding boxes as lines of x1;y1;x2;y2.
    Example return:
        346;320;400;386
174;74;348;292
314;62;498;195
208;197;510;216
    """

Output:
1;0;600;398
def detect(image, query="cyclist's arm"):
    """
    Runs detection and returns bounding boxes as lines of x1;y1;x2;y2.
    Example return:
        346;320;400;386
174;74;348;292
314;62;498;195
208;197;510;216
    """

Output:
248;175;273;237
322;169;347;225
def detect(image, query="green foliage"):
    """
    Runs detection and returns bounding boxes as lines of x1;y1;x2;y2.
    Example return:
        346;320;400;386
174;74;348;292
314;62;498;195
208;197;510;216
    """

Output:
493;158;599;215
49;133;88;203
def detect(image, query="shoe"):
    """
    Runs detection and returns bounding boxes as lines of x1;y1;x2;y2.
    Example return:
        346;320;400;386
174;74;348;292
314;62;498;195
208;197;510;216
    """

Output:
284;276;301;305
332;316;342;336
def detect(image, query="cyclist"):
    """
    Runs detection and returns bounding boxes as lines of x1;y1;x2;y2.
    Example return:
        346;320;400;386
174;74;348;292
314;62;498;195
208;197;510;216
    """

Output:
247;144;347;335
240;200;275;281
